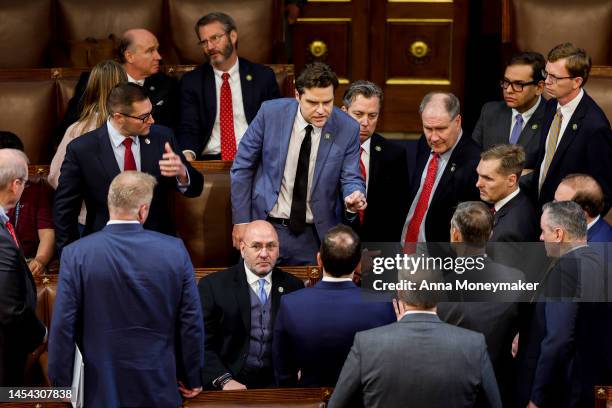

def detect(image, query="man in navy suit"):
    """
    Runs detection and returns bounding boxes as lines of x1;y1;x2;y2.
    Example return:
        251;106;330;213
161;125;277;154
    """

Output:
554;173;612;243
531;43;612;211
48;171;204;407
273;224;395;387
53;82;203;255
517;201;610;408
178;12;281;160
231;62;366;265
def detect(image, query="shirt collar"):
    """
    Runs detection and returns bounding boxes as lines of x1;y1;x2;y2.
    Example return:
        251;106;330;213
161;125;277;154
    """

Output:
107;119;140;148
126;73;145;86
244;261;272;286
587;215;601;230
0;206;8;223
495;187;521;211
361;137;371;155
106;220;141;225
512;95;541;122
322;276;353;282
213;58;240;79
296;104;324;132
557;88;584;116
403;310;437;317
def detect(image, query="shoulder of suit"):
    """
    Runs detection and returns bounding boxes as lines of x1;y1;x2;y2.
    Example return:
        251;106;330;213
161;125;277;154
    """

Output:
68;125;105;150
273;267;305;287
239;57;274;75
481;100;508;115
261;97;295;111
200;264;240;284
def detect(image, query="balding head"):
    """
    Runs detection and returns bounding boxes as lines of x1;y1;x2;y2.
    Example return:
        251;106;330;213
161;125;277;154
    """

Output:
319;225;360;278
555;174;605;221
0;149;28;209
240;221;280;276
107;171;157;223
419;92;462;154
118;28;161;80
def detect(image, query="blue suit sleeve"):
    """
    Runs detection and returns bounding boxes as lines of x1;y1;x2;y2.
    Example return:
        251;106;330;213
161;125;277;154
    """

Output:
340;118;366;200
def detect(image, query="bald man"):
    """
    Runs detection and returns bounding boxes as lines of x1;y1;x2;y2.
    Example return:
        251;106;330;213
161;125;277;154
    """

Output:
198;221;304;390
55;28;178;145
555;173;612;242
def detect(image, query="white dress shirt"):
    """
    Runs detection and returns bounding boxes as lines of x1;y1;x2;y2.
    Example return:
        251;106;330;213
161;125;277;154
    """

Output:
126;73;145;86
244;262;272;299
587;215;600;231
361;137;371;194
202;59;249;155
107;120;141;171
269;108;322;223
494;187;521;212
510;96;541;141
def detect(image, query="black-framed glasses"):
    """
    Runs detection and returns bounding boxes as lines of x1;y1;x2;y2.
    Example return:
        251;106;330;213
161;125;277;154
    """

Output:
500;78;538;92
541;70;575;84
197;32;227;48
118;111;153;123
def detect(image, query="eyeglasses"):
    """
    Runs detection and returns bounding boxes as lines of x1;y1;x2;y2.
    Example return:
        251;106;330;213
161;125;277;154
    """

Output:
499;78;538;92
197;32;227;48
118;111;153;123
244;242;279;253
541;70;575;84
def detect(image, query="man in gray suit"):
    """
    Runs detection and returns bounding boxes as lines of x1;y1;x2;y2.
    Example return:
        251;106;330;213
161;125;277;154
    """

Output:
472;52;546;170
329;264;502;408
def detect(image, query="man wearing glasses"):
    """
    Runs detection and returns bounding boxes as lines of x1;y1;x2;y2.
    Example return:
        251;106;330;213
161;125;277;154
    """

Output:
53;83;203;255
472;52;546;170
198;220;303;390
532;42;612;211
178;12;281;161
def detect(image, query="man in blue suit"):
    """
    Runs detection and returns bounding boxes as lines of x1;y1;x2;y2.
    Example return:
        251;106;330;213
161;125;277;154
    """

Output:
49;171;204;408
231;62;366;265
273;225;395;387
554;173;612;243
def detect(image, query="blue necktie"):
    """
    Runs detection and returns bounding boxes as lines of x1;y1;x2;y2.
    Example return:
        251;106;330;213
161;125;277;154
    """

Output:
257;279;268;304
509;114;523;144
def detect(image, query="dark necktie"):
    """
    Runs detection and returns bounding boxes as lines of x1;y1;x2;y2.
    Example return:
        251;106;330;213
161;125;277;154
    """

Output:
122;137;137;171
289;125;313;235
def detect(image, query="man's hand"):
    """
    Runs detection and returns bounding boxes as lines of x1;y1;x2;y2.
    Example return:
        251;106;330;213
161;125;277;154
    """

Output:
392;298;407;322
159;143;188;183
222;379;247;390
527;401;539;408
232;224;248;250
178;381;202;398
344;191;367;213
512;333;519;358
28;258;45;276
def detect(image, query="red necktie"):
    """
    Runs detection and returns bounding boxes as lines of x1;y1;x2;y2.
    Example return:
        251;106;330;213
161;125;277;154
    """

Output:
5;220;20;248
359;147;366;223
220;72;237;160
404;153;439;252
122;138;137;171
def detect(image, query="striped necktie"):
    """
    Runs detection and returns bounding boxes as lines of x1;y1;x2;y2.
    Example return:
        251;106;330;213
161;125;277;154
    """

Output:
539;109;563;191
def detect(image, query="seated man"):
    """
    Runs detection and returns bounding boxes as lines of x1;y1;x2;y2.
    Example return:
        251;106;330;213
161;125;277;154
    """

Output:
273;225;395;387
0;131;54;274
198;220;304;390
178;12;281;160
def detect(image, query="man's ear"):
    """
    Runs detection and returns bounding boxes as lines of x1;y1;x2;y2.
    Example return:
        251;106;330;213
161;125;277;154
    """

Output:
316;252;323;268
295;90;300;101
341;106;348;113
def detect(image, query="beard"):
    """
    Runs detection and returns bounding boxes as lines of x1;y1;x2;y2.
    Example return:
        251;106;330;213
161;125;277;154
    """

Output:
208;40;234;66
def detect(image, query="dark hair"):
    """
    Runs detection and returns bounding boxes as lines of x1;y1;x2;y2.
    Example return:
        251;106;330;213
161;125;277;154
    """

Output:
106;82;148;115
342;80;384;108
542;200;587;240
320;225;361;277
560;173;605;217
450;201;493;245
508;51;546;82
480;144;526;178
194;12;238;41
0;131;24;151
548;43;591;86
295;62;339;94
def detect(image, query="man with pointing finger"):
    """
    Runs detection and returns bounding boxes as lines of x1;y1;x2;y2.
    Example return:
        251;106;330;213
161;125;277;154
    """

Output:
54;82;203;255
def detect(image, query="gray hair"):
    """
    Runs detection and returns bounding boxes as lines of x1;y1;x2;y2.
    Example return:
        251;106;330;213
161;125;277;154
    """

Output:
450;201;493;244
342;80;384;108
0;149;28;189
419;92;461;119
542;200;587;240
107;171;157;215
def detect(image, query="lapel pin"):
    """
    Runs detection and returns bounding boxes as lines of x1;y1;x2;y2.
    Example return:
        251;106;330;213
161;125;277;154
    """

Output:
149;86;155;91
531;124;538;130
144;138;151;144
375;145;382;152
572;123;578;130
450;163;456;173
278;286;284;293
246;74;253;81
156;100;164;106
324;132;331;140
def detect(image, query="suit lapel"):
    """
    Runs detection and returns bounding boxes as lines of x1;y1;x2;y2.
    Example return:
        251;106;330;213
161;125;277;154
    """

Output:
497;108;512;144
270;269;284;323
97;126;121;180
410;138;431;200
312;111;336;192
277;102;298;191
431;138;465;203
202;65;216;127
368;134;383;190
493;192;519;227
238;58;255;121
517;99;545;145
233;263;251;331
139;133;158;175
546;96;588;175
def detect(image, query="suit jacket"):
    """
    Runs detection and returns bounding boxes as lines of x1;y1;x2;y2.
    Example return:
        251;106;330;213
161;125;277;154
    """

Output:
54;71;178;147
198;263;304;387
272;280;395;387
588;217;612;242
407;133;481;243
0;217;46;385
328;313;502;408
48;223;204;408
231;98;365;241
177;58;281;158
53;124;203;255
472;100;546;169
517;246;610;408
358;133;411;243
531;92;612;210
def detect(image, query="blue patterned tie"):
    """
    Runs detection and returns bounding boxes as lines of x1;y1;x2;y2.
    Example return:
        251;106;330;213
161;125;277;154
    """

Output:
509;114;523;144
257;279;268;304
